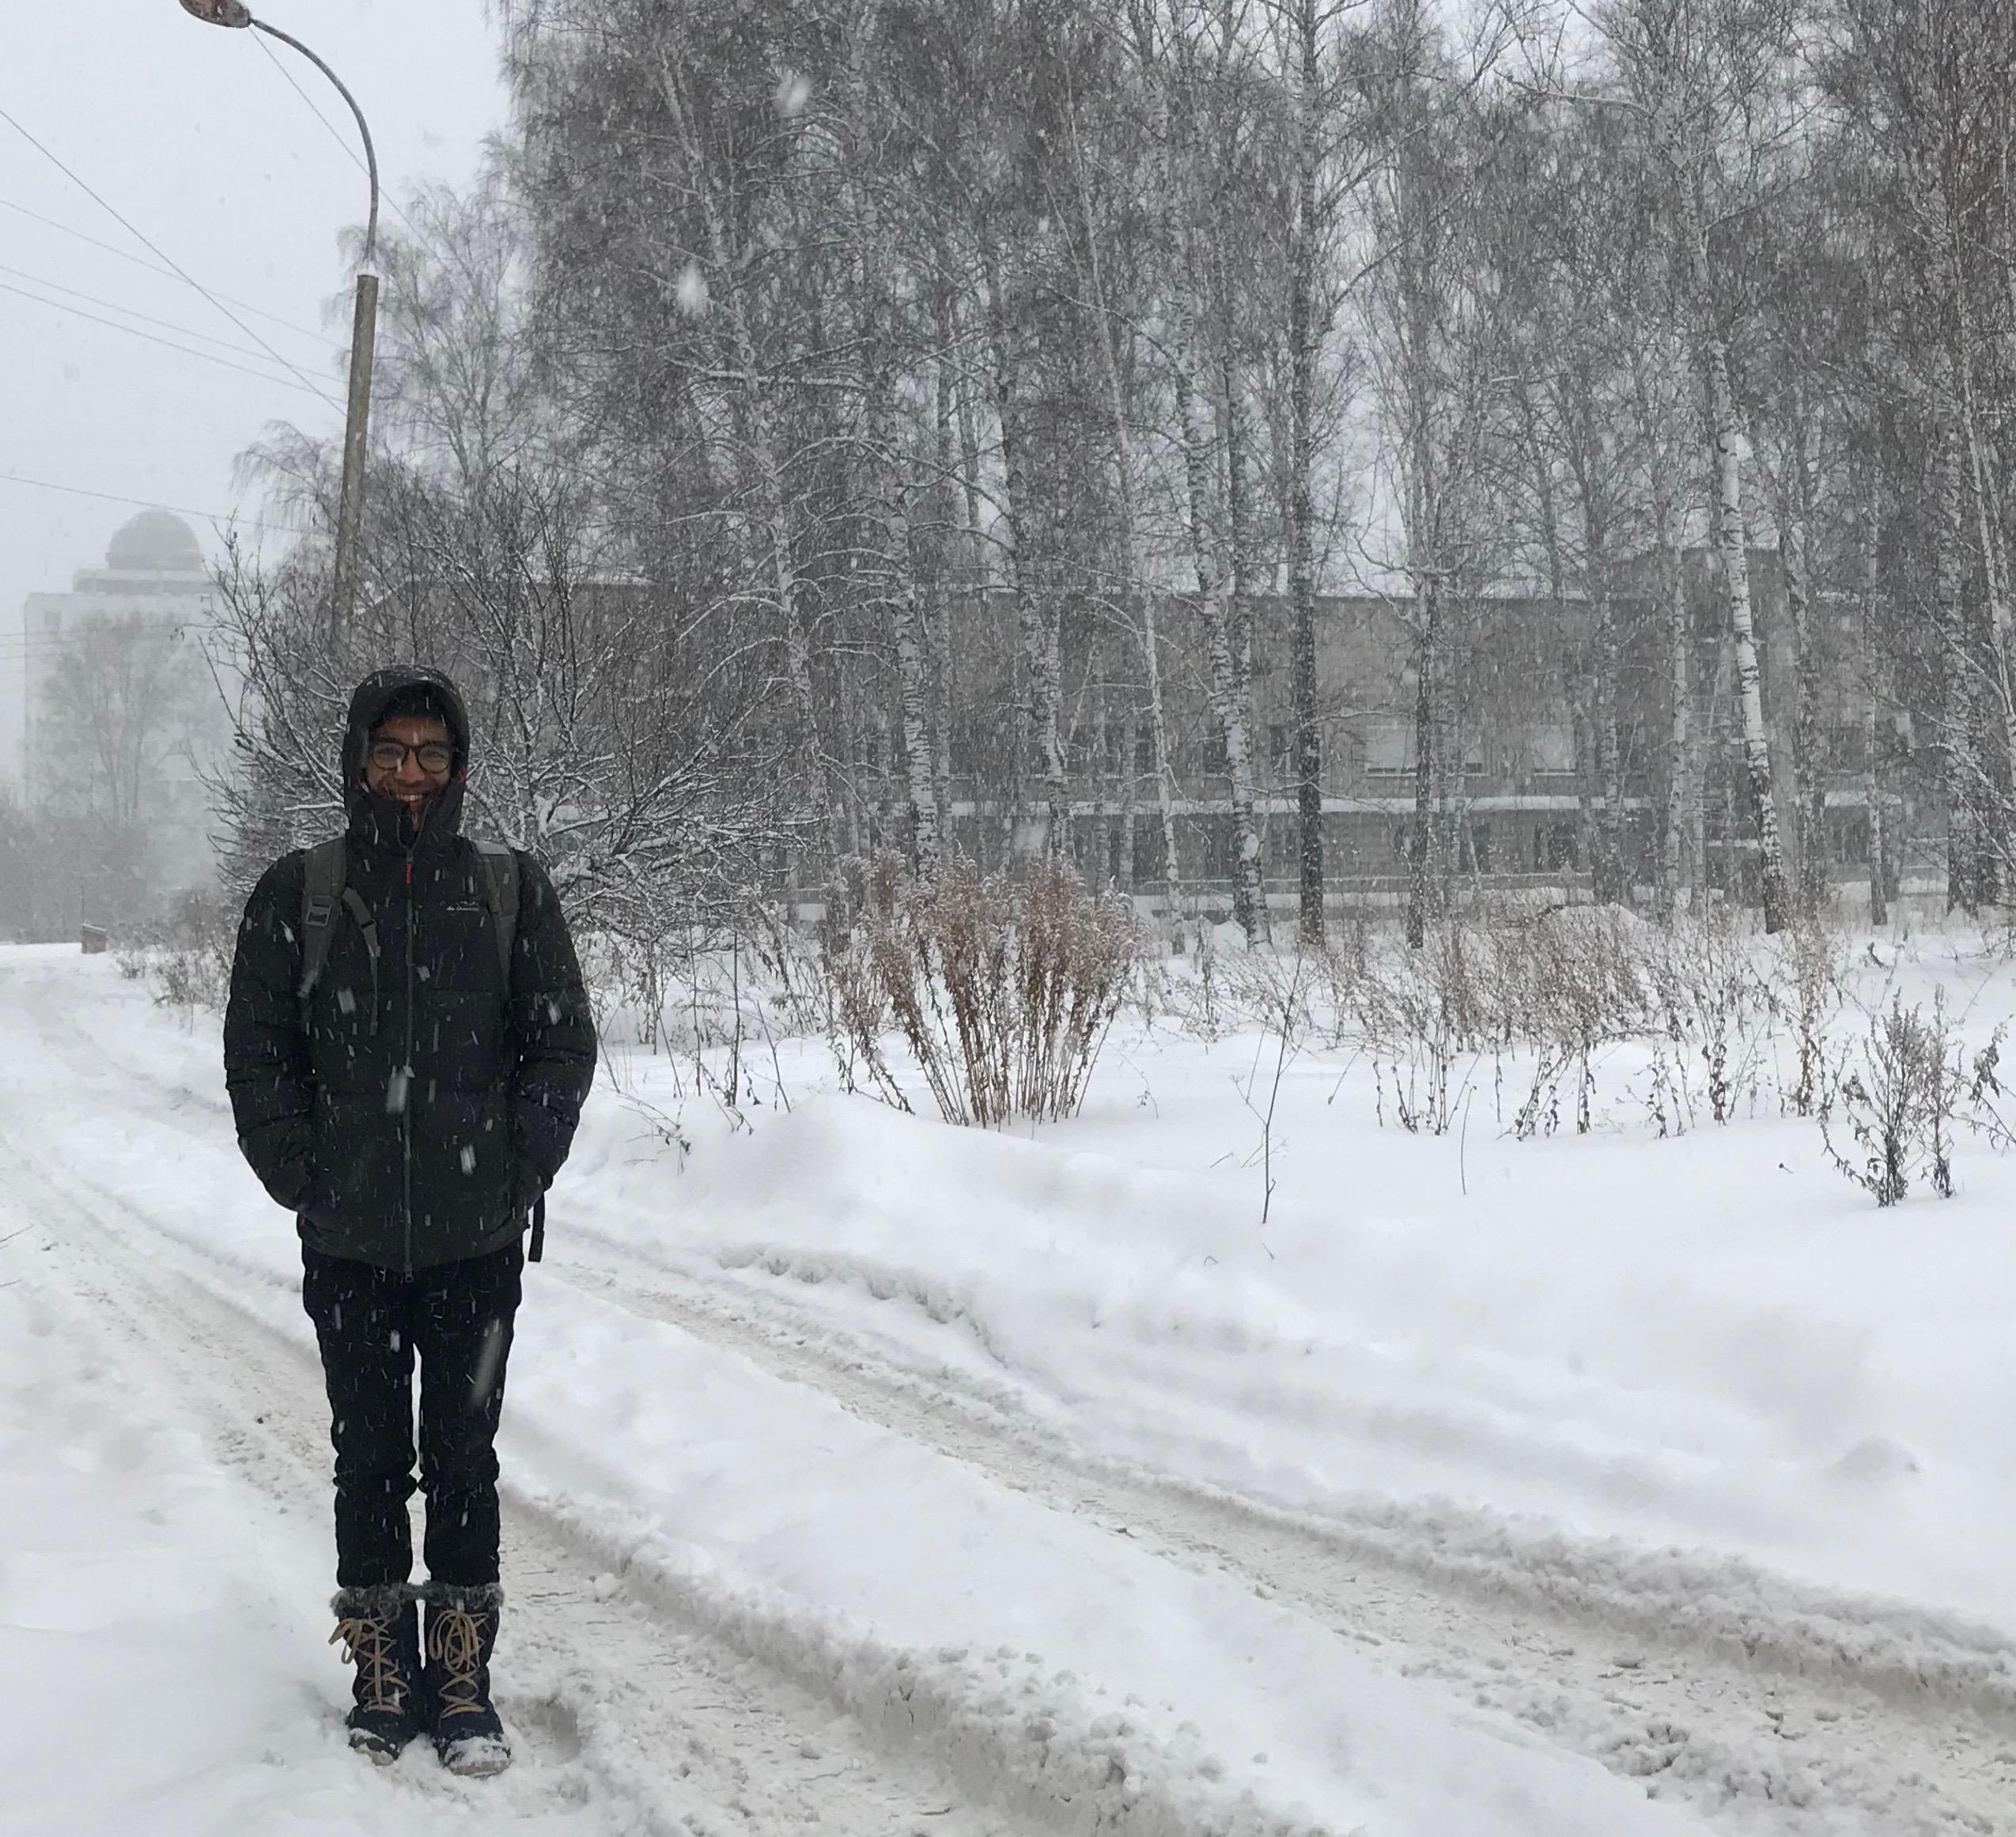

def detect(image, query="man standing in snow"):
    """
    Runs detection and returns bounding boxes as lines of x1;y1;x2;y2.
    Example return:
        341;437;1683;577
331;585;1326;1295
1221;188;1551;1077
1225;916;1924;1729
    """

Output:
223;667;596;1775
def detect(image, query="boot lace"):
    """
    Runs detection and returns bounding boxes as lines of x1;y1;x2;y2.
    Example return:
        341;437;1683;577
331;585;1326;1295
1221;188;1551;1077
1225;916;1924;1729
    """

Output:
427;1607;487;1722
331;1614;409;1714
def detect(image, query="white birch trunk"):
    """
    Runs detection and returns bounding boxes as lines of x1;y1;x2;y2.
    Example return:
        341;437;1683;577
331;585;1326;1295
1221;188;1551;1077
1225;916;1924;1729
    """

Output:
1690;635;1734;913
1661;531;1689;918
1211;343;1264;940
656;58;834;872
1938;419;1987;908
1779;460;1829;917
1287;0;1326;943
1065;78;1182;923
1704;328;1789;932
1649;84;1787;928
895;592;939;876
982;243;1064;861
1175;342;1259;939
1861;497;1888;927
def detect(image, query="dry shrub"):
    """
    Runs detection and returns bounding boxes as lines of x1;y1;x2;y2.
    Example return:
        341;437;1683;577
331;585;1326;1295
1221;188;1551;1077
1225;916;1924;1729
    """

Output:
1768;924;1847;1118
1825;993;1958;1204
118;889;237;1016
1337;907;1659;1136
1642;910;1773;1125
831;857;1142;1127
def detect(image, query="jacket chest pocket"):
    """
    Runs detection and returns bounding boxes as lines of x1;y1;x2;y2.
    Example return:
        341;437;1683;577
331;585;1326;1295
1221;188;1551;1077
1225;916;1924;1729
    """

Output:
410;901;509;1077
420;901;503;996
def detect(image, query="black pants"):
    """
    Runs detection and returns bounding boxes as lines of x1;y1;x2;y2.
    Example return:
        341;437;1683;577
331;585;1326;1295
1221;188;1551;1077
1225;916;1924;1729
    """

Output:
301;1242;523;1589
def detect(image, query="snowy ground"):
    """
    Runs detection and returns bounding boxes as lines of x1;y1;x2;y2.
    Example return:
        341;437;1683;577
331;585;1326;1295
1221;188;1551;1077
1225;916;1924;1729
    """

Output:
2;933;2013;1835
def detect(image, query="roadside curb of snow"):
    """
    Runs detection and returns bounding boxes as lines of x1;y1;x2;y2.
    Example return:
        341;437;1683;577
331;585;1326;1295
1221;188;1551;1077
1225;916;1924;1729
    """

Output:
1235;1492;2016;1722
554;1253;2016;1726
969;1427;2016;1725
513;1484;1354;1837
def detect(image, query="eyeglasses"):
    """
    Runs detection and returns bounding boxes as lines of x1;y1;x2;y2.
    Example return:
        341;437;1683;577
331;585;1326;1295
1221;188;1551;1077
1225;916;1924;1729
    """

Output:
366;739;454;773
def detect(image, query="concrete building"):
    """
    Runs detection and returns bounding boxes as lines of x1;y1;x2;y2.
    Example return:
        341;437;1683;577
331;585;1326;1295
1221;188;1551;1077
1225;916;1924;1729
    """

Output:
19;510;228;891
895;547;1920;912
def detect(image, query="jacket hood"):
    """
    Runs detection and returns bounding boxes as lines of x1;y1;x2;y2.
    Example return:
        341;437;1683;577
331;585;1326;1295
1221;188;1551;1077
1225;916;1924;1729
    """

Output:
342;667;471;849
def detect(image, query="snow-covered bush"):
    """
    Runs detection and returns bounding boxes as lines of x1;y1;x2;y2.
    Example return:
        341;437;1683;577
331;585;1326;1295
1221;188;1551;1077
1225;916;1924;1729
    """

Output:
1643;911;1775;1125
116;890;238;1017
1821;991;2010;1206
1823;993;1960;1204
829;858;1142;1127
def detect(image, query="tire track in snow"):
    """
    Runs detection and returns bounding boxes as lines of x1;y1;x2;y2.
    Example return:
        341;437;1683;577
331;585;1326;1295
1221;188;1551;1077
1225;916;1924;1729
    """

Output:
0;1139;1060;1837
0;1037;1356;1837
543;1234;2016;1837
10;966;2014;1832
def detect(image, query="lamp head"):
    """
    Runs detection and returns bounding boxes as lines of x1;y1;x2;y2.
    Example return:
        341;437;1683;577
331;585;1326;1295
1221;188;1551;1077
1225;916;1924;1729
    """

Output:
180;0;254;26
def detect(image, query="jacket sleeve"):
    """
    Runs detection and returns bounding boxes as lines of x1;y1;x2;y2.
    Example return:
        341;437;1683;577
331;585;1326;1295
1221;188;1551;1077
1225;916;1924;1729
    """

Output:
508;853;597;1188
222;852;316;1213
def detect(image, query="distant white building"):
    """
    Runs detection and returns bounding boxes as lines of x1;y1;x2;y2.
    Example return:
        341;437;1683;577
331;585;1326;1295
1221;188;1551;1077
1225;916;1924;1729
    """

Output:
19;511;229;887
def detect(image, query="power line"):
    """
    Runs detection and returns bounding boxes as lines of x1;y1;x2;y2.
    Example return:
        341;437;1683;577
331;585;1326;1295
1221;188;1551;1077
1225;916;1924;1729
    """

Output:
252;30;419;243
0;102;342;411
0;470;304;535
0;259;343;359
0;195;332;346
0;278;333;395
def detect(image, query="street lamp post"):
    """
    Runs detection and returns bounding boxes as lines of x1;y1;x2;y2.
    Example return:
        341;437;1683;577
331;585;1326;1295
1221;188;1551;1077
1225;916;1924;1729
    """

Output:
179;0;380;643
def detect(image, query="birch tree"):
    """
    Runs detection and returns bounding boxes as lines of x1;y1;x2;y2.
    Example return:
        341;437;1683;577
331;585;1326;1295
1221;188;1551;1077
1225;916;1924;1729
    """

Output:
1602;0;1798;932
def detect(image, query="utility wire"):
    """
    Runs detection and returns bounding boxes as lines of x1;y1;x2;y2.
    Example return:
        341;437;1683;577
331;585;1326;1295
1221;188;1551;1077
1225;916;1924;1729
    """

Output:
0;196;331;346
0;102;342;410
0;278;330;395
0;469;303;535
252;29;418;243
0;259;341;364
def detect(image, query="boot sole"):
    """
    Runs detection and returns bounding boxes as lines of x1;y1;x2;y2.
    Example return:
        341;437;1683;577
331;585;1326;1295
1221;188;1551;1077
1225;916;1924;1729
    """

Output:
437;1736;511;1778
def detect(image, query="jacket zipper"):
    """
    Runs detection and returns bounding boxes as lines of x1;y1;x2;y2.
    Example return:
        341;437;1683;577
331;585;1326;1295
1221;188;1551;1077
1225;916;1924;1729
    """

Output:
402;847;416;1275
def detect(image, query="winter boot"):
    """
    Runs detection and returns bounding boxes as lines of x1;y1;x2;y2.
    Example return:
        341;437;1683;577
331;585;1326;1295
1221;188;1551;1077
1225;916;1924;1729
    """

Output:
329;1584;426;1763
423;1582;511;1777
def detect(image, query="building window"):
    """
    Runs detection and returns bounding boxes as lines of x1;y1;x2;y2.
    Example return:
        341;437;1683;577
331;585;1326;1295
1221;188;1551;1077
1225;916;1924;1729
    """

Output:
1825;724;1867;772
1365;727;1416;777
1833;814;1870;865
1523;724;1575;780
1537;822;1579;872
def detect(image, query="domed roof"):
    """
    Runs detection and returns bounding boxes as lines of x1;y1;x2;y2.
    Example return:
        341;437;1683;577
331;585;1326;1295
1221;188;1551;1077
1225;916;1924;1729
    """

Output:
106;510;204;575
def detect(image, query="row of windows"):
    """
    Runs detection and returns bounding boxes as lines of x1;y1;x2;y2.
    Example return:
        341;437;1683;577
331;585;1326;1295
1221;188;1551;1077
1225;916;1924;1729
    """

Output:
804;714;1898;783
1049;809;1891;886
941;720;1893;783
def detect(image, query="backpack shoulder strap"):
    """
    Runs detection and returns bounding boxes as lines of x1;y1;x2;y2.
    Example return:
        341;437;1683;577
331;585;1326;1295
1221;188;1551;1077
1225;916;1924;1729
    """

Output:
471;840;520;989
472;839;539;1262
297;837;348;1008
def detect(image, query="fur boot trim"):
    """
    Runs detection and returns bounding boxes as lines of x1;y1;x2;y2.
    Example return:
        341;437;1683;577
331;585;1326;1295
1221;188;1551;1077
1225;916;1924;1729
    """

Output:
331;1582;421;1620
422;1582;504;1613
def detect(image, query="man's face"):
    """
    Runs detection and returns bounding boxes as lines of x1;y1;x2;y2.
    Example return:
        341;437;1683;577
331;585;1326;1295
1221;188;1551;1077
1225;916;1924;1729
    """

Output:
363;713;454;815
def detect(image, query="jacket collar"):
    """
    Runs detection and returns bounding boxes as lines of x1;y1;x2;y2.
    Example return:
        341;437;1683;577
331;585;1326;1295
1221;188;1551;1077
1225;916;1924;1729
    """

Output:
347;776;468;860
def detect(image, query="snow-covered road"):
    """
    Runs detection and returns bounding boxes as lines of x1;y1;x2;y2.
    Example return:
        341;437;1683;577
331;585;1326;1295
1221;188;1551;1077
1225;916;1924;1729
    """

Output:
2;944;2010;1835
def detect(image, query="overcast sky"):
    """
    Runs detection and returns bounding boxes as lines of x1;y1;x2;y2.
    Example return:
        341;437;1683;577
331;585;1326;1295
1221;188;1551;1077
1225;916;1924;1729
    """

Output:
1;0;508;787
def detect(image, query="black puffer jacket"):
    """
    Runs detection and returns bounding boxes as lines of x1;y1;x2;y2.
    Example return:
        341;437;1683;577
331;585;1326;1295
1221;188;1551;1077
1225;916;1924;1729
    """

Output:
223;668;597;1271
